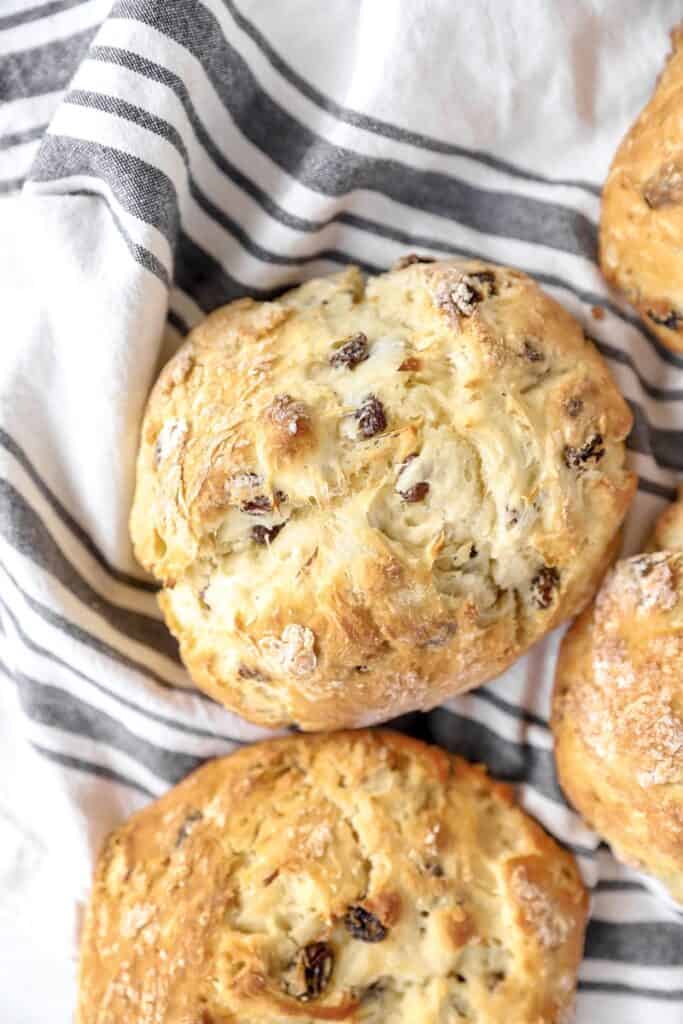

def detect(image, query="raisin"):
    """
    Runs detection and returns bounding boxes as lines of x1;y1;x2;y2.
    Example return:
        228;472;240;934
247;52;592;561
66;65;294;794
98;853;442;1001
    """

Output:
251;522;285;545
393;253;436;270
642;161;683;208
330;332;369;370
470;544;478;558
531;566;560;609
300;942;334;999
343;906;388;942
468;269;497;296
398;356;421;371
522;339;544;362
648;308;683;330
563;434;605;469
486;971;506;991
426;862;444;878
175;809;203;847
241;495;272;515
506;507;520;528
242;490;286;514
399;481;430;503
355;395;387;438
565;397;583;418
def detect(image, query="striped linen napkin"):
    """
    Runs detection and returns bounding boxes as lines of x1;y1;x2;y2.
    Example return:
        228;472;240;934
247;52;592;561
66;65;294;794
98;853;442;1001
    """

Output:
1;1;682;1020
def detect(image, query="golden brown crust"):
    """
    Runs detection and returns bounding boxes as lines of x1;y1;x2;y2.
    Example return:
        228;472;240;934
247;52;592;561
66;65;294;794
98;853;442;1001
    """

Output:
131;259;635;729
552;494;683;902
77;730;588;1024
600;23;683;352
647;484;683;550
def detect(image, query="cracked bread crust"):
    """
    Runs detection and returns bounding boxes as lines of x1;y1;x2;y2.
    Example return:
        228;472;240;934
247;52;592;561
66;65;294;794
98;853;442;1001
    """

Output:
553;493;683;902
130;258;635;730
76;730;588;1024
600;24;683;352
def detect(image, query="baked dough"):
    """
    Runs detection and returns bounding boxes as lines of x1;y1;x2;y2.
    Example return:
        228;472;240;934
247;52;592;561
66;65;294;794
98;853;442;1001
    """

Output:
647;484;683;550
131;258;635;729
600;25;683;352
553;490;683;902
77;730;588;1023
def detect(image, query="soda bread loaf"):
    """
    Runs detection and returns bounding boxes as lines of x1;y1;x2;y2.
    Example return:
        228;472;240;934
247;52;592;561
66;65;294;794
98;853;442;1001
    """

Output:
553;489;683;902
77;730;588;1023
131;258;635;729
600;25;683;352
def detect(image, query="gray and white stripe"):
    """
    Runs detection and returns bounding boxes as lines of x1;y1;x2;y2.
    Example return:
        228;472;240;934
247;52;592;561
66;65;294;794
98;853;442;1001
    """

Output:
2;1;682;1019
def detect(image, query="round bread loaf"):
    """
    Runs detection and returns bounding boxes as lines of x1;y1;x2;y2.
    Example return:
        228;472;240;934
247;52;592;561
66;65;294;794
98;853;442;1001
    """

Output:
130;257;635;729
77;730;588;1023
553;492;683;902
600;25;683;352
